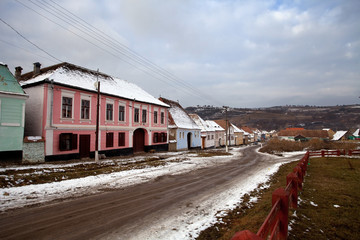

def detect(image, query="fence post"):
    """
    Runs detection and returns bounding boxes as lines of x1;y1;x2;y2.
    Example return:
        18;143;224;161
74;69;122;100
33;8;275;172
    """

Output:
286;173;298;208
231;230;263;240
349;150;352;156
321;150;325;157
272;188;289;240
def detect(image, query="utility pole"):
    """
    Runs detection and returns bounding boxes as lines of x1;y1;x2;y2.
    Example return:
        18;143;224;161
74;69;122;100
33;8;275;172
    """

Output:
223;106;229;152
95;70;100;163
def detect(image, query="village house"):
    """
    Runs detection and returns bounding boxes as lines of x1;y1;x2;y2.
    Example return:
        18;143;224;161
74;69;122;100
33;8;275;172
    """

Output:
0;63;28;161
206;120;225;147
277;129;329;142
189;114;216;149
332;130;348;141
231;123;244;146
214;120;235;146
158;97;201;151
19;62;169;161
241;126;255;143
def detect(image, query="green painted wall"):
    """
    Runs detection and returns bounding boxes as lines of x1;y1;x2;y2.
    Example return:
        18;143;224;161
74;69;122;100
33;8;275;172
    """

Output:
0;97;25;151
0;64;27;153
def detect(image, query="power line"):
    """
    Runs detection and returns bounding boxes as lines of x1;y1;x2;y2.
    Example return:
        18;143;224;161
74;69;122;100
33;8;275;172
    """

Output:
14;0;224;106
0;17;62;62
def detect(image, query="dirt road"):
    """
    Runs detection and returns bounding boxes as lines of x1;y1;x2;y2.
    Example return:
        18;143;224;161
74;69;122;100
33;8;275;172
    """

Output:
0;146;300;240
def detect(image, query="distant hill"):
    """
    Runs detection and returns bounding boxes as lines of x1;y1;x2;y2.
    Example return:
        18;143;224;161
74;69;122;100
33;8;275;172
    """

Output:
185;105;360;131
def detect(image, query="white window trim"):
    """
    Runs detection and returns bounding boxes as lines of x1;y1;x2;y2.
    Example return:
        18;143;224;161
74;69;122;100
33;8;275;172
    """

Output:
141;105;148;124
60;91;75;120
153;107;158;124
80;94;92;121
118;101;126;123
105;99;114;122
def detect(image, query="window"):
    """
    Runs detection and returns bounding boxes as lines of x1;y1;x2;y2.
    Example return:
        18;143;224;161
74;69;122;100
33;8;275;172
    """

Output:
208;135;210;140
62;97;72;118
153;133;159;143
59;133;77;151
160;132;167;142
118;132;125;146
142;109;147;123
106;132;114;147
106;103;113;121
154;111;158;124
161;112;165;124
81;99;90;119
119;105;125;122
134;108;139;122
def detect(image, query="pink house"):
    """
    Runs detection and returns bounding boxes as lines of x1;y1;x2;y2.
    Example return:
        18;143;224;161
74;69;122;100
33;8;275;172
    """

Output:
19;62;169;161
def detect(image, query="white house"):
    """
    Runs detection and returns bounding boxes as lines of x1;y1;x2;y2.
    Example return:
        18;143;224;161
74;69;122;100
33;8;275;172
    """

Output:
189;114;216;149
159;98;201;151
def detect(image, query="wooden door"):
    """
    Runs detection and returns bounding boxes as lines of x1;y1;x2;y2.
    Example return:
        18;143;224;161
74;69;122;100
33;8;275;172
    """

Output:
133;129;145;152
79;135;91;158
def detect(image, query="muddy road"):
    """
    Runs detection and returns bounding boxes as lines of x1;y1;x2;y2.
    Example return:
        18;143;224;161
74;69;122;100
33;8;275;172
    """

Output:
0;146;300;240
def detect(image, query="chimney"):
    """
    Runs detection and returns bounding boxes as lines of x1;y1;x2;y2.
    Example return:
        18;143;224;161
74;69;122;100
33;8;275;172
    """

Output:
15;66;23;80
33;62;41;75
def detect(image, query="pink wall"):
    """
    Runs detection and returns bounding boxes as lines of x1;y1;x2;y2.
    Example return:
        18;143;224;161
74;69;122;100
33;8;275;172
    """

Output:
47;85;168;155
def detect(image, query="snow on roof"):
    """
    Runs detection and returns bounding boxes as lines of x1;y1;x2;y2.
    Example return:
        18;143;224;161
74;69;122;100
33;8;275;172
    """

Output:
189;114;216;132
231;123;245;133
20;63;169;107
159;97;200;130
332;131;347;140
353;129;359;136
206;120;224;131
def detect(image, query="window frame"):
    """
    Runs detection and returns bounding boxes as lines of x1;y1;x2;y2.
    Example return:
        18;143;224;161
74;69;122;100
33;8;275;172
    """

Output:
154;110;158;124
119;104;125;122
134;108;140;123
161;111;165;124
80;99;90;120
118;132;125;146
59;133;77;151
106;102;114;121
142;109;147;123
106;132;114;148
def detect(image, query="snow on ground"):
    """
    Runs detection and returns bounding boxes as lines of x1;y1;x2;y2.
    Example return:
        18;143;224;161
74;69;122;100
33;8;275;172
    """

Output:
1;146;304;239
0;149;242;212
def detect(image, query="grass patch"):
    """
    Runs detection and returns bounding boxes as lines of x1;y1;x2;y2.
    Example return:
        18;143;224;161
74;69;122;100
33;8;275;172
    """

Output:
288;157;360;240
196;156;360;240
260;138;358;154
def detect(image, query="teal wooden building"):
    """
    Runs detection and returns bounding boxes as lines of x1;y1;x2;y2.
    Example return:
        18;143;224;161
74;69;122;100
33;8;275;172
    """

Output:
0;63;28;161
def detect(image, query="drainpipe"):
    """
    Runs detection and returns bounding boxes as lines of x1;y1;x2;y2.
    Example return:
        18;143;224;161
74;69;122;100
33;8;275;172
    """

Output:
50;79;54;128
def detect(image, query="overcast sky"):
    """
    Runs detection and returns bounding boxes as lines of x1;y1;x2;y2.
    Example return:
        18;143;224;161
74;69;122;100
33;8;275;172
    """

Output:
1;0;359;108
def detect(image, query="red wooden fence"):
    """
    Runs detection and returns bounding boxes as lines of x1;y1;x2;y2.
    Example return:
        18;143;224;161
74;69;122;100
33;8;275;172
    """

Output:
231;149;359;240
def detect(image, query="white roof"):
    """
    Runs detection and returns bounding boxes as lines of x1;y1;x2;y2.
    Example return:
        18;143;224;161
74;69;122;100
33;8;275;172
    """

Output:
189;114;216;132
20;65;169;107
231;123;245;133
332;131;347;140
206;120;225;131
168;105;200;130
353;129;359;136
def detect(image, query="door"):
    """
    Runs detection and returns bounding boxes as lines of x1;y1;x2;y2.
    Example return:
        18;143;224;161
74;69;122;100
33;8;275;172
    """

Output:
187;132;192;149
79;135;91;158
133;128;145;152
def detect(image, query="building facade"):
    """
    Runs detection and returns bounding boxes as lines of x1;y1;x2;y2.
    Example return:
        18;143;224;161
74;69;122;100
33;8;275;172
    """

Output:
20;62;169;161
159;97;201;151
0;63;28;161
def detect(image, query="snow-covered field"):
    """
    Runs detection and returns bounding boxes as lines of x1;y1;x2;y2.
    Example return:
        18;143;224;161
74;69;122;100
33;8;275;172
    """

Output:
0;146;305;239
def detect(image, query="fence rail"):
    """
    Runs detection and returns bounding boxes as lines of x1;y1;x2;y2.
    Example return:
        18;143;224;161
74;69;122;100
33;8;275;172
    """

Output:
231;149;358;240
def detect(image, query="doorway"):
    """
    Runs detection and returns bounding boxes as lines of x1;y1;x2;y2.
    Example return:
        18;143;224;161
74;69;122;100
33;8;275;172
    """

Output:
79;134;91;158
187;132;192;149
133;128;145;152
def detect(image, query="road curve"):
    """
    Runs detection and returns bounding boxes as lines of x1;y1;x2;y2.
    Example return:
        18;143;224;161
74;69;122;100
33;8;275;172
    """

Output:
0;146;298;240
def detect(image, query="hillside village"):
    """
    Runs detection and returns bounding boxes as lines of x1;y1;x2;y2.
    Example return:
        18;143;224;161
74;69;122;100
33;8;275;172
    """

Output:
0;62;359;163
